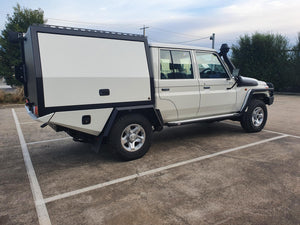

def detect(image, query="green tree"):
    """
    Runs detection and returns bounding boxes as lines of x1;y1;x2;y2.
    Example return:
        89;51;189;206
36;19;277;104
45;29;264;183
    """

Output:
0;4;44;86
288;33;300;92
231;32;290;91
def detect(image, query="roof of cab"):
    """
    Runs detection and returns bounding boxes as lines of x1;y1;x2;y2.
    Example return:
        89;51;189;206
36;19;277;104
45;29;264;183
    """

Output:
149;42;217;52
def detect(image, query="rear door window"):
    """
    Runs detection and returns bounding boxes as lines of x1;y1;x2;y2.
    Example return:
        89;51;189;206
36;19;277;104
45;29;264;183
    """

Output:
160;50;193;79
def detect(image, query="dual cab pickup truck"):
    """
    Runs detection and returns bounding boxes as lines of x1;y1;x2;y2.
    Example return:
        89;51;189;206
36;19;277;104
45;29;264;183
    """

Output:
10;25;274;160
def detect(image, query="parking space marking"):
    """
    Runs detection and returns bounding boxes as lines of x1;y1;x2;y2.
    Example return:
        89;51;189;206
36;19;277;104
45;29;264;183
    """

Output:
16;118;299;148
12;109;52;225
221;121;300;139
27;137;72;146
44;134;288;204
19;121;38;125
262;129;300;139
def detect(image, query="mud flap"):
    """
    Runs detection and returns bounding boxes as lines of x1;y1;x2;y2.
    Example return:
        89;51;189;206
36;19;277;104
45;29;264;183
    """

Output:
90;135;104;153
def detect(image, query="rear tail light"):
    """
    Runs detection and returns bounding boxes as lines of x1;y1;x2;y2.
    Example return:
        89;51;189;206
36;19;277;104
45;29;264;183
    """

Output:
33;106;38;116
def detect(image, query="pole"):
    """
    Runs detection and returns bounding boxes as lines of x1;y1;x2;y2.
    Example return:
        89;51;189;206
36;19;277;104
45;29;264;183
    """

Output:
210;33;215;49
140;25;149;37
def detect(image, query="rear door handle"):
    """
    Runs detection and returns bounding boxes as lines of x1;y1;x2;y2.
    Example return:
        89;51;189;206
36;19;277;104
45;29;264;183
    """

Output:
161;88;170;91
203;86;210;89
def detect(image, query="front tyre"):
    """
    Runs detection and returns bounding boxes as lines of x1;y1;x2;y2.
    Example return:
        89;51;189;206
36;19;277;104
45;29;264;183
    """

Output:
240;99;267;132
109;114;152;161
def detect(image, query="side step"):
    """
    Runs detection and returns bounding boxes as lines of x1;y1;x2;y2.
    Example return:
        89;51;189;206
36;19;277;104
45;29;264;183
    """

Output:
167;113;240;126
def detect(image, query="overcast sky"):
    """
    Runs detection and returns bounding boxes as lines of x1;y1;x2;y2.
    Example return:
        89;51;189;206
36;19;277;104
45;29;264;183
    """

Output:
0;0;299;48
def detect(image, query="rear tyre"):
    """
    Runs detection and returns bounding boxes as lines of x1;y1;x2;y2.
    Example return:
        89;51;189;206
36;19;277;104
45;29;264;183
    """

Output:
240;99;267;132
109;114;152;161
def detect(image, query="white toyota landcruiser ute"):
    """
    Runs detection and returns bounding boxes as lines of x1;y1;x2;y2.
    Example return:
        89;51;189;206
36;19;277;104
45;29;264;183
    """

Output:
10;25;274;160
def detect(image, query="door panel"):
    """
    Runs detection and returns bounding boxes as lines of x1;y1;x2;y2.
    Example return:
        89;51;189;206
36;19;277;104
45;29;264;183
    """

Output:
196;52;237;116
158;49;200;121
159;80;200;120
198;79;236;116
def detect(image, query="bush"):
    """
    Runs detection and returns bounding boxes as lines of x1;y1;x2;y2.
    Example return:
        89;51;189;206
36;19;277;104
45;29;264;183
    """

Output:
231;33;290;91
0;4;45;86
0;87;25;104
232;32;300;92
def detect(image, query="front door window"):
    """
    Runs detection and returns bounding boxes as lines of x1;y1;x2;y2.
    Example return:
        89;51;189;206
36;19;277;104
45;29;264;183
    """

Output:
196;52;229;79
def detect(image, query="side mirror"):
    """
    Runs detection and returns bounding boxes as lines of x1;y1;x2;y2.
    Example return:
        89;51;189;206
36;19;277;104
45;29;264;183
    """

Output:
232;68;240;78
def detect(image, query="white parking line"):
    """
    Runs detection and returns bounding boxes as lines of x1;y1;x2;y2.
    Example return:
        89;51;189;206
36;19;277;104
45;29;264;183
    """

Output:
19;121;37;125
44;134;288;204
12;108;298;208
27;137;72;145
221;121;300;139
20;120;299;147
12;109;52;225
263;129;300;139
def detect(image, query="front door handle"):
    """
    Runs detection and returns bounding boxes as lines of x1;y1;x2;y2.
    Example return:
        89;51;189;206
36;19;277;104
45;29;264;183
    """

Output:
203;86;210;89
161;88;170;91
